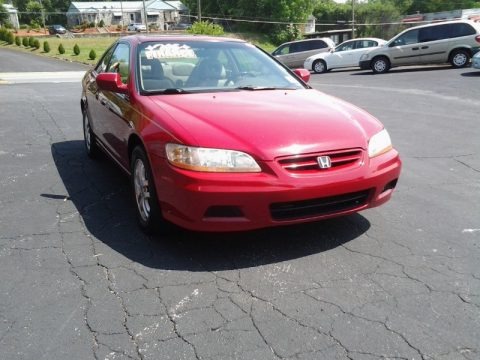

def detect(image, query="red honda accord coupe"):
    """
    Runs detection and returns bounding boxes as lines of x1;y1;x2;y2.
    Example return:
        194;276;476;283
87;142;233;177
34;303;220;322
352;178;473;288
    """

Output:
81;35;401;233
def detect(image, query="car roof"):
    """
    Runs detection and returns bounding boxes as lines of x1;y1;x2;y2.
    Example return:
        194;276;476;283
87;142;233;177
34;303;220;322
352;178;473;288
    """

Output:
120;35;247;45
402;19;479;31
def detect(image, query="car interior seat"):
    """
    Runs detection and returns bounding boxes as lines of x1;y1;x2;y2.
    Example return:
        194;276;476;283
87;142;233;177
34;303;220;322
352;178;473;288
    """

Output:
185;58;226;87
141;57;175;90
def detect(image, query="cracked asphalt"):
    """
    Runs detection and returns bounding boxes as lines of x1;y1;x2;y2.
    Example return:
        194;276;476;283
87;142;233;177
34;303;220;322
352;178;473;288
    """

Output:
0;48;479;360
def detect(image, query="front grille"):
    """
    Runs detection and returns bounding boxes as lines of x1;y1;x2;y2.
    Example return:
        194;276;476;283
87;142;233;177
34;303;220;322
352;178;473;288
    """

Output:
270;189;371;221
277;149;363;174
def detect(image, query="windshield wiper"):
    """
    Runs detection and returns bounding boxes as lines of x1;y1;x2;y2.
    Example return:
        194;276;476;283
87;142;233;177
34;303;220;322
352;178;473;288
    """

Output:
145;88;190;95
235;86;297;91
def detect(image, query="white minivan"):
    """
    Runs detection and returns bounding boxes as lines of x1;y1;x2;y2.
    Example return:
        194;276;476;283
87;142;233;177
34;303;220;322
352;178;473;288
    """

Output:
272;38;335;68
359;20;480;73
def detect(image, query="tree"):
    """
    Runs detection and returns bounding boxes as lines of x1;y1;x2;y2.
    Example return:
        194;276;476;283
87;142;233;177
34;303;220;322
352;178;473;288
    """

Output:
25;1;43;27
0;4;9;25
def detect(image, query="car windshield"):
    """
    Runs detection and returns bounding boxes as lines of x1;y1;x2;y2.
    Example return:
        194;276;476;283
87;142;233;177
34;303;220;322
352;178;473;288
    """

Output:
137;40;305;94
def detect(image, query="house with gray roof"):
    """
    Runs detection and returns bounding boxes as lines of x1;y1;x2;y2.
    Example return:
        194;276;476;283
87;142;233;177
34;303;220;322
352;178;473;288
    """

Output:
66;1;188;30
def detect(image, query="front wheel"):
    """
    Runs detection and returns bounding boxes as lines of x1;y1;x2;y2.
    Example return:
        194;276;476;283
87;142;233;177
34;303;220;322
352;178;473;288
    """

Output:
130;146;173;235
82;110;99;158
371;56;390;74
450;49;470;68
312;59;327;74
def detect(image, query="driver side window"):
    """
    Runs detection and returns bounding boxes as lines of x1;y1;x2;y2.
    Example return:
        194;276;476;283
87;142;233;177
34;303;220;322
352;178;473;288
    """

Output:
106;43;130;84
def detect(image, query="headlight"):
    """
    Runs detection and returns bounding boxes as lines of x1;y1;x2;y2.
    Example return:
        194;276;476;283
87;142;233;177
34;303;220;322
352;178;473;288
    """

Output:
166;144;261;172
368;129;392;158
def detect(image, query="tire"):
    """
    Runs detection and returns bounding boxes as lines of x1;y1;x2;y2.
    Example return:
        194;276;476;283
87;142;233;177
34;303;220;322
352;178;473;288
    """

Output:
371;56;390;74
130;146;173;235
82;109;99;158
450;49;470;68
312;59;327;74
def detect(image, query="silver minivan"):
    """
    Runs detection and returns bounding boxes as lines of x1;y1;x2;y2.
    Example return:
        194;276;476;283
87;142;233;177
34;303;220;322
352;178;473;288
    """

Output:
272;38;335;68
359;20;480;73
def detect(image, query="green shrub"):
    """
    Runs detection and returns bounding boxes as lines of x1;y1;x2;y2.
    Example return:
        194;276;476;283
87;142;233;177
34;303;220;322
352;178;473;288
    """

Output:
22;37;29;47
58;43;65;54
33;39;40;49
0;28;8;42
43;41;50;53
20;24;28;30
187;21;224;36
28;36;35;47
89;22;95;28
15;36;21;46
73;43;80;55
88;49;96;60
99;19;105;27
6;32;15;45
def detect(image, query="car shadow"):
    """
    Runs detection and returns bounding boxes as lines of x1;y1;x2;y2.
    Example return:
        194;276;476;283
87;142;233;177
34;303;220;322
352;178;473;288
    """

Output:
461;71;480;77
49;140;371;271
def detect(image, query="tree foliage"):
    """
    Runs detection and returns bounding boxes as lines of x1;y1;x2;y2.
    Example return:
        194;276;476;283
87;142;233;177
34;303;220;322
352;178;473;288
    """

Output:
0;3;10;26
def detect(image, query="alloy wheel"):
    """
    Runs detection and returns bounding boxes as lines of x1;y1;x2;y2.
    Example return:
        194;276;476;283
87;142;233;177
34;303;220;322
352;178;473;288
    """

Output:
133;159;151;223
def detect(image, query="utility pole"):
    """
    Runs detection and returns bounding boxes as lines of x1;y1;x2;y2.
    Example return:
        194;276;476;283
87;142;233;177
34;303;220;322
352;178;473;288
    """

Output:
197;0;201;22
142;0;148;33
38;0;46;34
351;0;355;39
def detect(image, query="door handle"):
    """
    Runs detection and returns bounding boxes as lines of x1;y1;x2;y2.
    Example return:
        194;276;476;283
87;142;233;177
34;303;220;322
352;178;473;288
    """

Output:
421;46;429;49
412;47;419;51
100;99;107;106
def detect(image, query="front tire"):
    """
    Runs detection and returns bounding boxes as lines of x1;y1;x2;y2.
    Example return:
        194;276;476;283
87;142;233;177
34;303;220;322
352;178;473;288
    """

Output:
312;59;327;74
371;56;390;74
82;109;99;158
130;146;172;235
450;49;470;68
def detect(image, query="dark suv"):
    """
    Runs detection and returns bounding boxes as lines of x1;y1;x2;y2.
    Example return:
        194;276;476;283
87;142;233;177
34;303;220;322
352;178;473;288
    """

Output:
359;20;480;73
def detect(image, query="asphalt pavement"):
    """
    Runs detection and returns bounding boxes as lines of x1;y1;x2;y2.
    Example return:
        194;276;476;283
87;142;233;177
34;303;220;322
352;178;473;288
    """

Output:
0;48;479;360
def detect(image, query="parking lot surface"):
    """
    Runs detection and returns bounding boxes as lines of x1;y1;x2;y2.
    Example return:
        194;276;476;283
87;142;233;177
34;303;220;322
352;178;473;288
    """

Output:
1;49;479;360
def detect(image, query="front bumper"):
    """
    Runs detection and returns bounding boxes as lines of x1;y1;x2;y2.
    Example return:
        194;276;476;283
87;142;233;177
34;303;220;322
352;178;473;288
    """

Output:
150;149;401;232
359;60;371;70
472;56;480;69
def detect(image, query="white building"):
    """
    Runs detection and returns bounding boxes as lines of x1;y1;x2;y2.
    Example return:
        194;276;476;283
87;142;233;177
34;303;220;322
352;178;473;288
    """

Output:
66;1;188;30
1;3;20;29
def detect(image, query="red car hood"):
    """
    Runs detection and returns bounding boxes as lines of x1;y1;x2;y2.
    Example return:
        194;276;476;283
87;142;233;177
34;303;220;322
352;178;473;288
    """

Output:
147;89;383;161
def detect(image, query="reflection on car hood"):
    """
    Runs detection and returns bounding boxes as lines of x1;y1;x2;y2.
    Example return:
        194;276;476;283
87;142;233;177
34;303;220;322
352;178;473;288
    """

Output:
147;89;383;160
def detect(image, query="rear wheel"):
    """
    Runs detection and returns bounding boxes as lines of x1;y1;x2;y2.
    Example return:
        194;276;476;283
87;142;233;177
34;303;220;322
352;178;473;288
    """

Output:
371;56;390;74
82;109;99;158
130;146;173;235
312;59;327;74
450;49;470;68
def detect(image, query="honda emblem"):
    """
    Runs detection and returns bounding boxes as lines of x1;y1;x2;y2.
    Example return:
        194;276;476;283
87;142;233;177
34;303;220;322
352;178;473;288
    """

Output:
317;156;332;169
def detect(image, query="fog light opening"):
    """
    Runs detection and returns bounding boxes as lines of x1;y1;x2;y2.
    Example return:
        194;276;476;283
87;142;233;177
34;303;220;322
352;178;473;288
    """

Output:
204;206;244;218
382;179;398;193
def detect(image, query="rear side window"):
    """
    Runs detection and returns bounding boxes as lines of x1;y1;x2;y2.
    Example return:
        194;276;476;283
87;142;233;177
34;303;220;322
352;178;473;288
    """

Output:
450;23;476;37
309;40;328;50
419;24;450;42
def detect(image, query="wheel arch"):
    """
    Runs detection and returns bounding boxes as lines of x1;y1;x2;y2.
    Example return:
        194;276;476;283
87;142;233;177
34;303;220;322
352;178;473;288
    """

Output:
448;47;472;61
128;133;146;162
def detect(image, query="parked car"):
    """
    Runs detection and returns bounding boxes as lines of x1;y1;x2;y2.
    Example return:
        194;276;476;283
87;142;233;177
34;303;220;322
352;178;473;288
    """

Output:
171;22;192;30
473;51;480;69
272;38;335;68
48;24;66;35
304;38;387;73
127;23;146;32
359;20;480;74
81;35;401;233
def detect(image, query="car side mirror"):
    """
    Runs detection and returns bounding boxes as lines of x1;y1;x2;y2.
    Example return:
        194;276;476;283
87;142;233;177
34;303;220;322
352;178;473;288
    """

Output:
293;68;311;83
96;73;129;94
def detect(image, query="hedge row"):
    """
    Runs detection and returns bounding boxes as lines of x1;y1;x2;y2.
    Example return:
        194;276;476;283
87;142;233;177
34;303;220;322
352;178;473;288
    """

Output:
0;29;96;60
